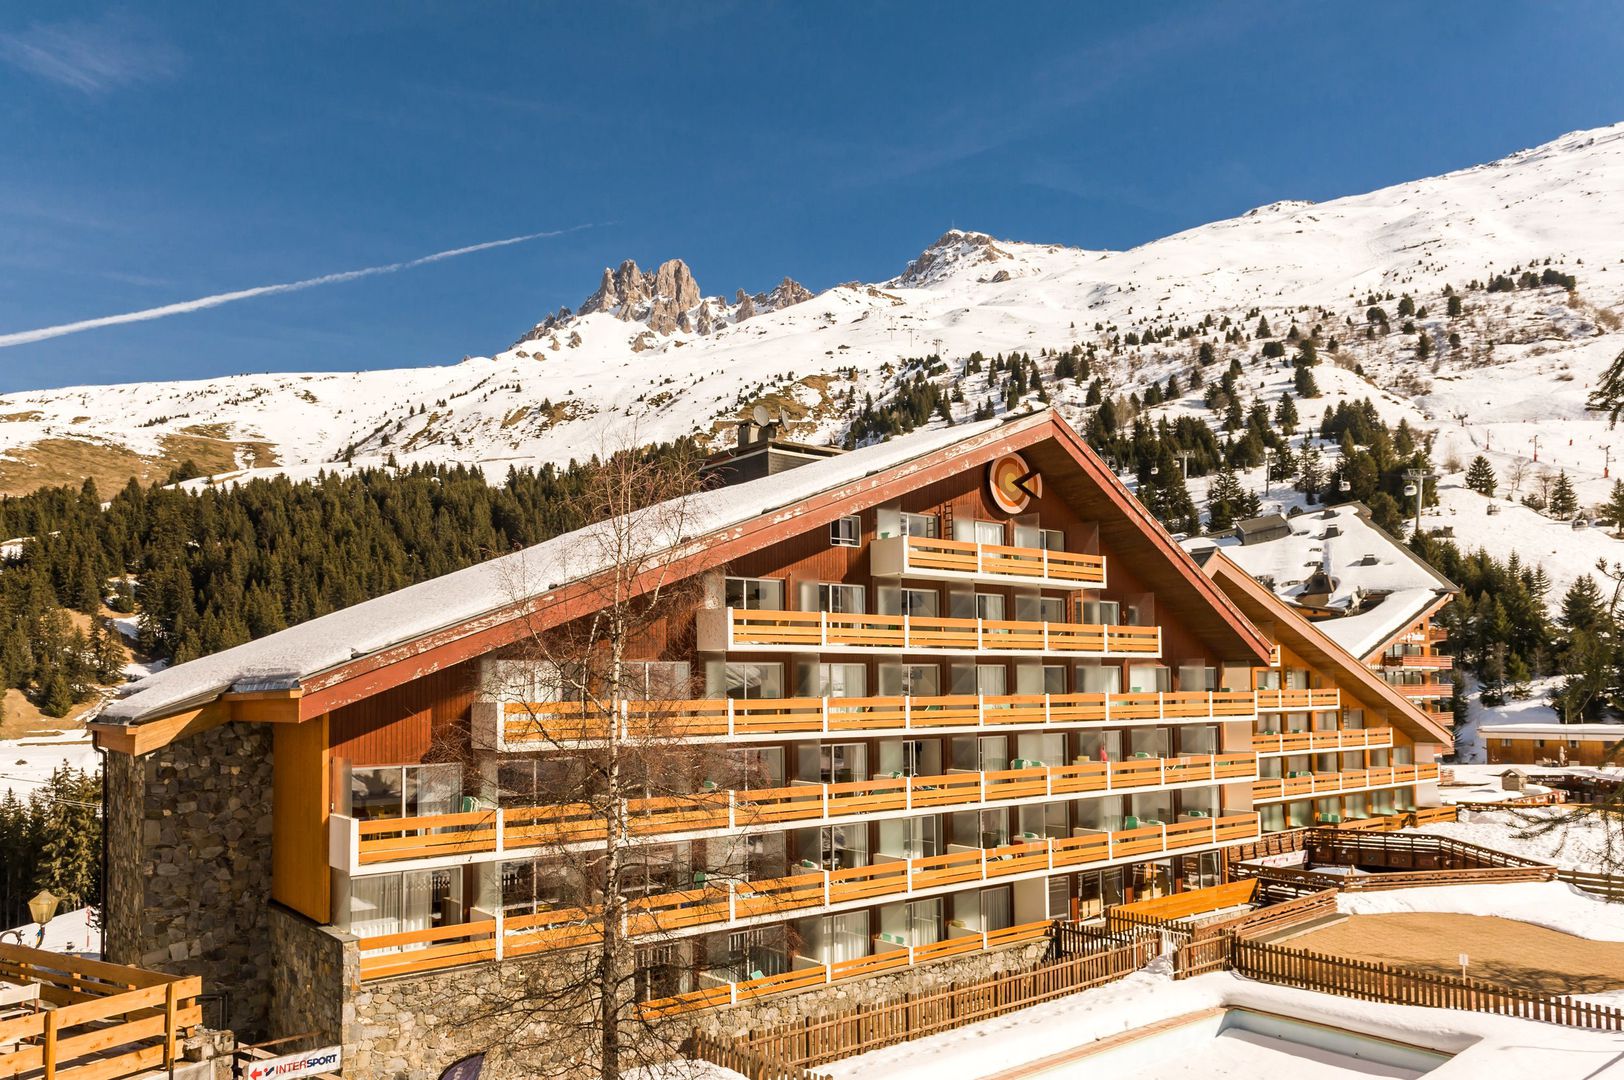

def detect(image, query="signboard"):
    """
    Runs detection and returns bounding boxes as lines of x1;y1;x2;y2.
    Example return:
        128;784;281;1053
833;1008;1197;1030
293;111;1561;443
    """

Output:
243;1046;343;1080
438;1052;486;1080
988;452;1041;514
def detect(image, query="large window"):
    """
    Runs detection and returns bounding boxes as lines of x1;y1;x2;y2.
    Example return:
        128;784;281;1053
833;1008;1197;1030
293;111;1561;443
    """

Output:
975;593;1007;621
878;662;940;697
720;661;783;699
343;867;466;945
803;661;866;698
725;577;784;610
818;582;865;614
956;520;1006;545
349;763;463;821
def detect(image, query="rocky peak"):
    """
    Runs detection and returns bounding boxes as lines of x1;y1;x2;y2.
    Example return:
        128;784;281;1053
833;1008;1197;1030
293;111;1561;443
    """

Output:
892;230;1011;288
756;277;814;311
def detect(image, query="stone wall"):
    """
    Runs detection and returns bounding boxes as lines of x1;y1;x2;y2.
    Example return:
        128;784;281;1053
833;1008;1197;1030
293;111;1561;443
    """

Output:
103;721;276;1036
323;938;1051;1079
267;903;354;1048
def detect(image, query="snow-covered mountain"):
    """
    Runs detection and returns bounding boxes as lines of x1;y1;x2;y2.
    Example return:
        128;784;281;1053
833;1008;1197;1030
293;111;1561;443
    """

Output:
3;122;1623;511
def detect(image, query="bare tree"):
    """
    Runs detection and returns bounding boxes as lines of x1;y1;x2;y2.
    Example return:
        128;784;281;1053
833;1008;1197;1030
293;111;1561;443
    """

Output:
469;437;745;1079
1506;457;1530;499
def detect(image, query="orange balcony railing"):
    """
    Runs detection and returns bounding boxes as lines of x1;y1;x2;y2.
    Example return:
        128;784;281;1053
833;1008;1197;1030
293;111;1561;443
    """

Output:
1252;688;1341;712
1392;682;1452;700
1382;653;1453;670
493;689;1259;747
354;813;1261;980
1251;762;1440;802
872;535;1107;587
335;753;1260;873
701;608;1161;656
639;919;1054;1017
1250;726;1393;755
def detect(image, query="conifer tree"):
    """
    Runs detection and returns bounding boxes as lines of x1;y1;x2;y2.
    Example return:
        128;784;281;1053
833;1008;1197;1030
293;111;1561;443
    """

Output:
1549;470;1579;519
1465;455;1497;497
1586;347;1624;426
1602;480;1624;536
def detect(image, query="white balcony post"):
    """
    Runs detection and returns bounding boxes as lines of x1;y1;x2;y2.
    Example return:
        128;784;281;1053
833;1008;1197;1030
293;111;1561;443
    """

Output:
976;541;985;576
1159;759;1166;785
1043;693;1051;725
976;617;983;650
820;611;829;648
1107;833;1114;860
904;696;912;731
823;870;831;907
1042;620;1050;651
906;860;914;893
494;806;505;856
494;903;505;962
903;612;911;650
821;696;830;734
727;791;736;831
727;698;736;738
727;883;736;923
979;848;988;882
1158;822;1167;852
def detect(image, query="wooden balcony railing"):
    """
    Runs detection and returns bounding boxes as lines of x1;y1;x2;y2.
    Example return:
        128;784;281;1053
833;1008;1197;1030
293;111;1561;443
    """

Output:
1391;682;1452;699
1252;688;1341;712
496;689;1258;747
1251;726;1393;755
873;535;1107;587
639;919;1054;1017
1382;653;1453;670
704;608;1161;656
354;813;1262;980
1251;762;1440;802
337;753;1260;873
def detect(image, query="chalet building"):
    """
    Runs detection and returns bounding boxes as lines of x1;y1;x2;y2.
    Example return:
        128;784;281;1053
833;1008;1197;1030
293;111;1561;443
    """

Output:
90;410;1447;1077
1195;553;1450;829
1481;723;1624;767
1190;502;1459;728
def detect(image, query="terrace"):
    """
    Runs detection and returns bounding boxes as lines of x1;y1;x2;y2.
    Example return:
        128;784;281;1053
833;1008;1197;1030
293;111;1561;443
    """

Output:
698;609;1161;657
868;535;1107;589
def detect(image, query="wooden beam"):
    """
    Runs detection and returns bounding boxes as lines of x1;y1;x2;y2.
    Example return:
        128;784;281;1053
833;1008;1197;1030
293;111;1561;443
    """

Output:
90;700;232;757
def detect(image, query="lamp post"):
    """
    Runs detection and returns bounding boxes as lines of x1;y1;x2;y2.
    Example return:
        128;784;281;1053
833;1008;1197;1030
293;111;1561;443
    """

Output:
27;889;60;947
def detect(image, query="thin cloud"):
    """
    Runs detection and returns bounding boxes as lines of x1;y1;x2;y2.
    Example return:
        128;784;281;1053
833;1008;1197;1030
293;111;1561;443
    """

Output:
0;227;591;349
0;10;181;93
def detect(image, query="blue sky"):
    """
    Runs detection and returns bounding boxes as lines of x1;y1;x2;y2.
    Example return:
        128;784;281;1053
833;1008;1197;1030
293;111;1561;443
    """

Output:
3;2;1623;393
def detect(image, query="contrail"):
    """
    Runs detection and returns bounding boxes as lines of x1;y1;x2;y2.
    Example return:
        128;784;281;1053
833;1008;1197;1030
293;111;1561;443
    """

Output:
0;226;590;348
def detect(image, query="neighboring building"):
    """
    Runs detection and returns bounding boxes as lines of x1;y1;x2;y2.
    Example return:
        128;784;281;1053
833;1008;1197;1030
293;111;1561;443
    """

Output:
89;411;1443;1076
1481;723;1624;767
1233;514;1291;546
1190;503;1459;728
1196;552;1450;830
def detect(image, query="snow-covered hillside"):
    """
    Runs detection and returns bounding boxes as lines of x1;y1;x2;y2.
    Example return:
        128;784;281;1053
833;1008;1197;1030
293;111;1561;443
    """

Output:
3;124;1623;569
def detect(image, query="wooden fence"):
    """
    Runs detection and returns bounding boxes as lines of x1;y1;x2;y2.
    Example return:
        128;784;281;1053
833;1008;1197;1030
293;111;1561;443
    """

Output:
698;938;1157;1076
0;943;203;1080
1560;868;1624;900
1230;938;1624;1031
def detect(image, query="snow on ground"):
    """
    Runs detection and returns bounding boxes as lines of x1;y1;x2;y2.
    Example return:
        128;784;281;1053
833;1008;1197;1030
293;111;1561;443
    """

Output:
6;906;101;958
819;963;1624;1080
1336;881;1624;941
0;728;97;800
1409;806;1614;873
1448;676;1573;764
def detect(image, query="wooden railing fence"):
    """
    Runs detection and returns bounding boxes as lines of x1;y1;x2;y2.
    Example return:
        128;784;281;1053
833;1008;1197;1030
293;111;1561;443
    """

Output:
1559;868;1624;900
702;937;1156;1075
1230;938;1624;1031
0;944;203;1080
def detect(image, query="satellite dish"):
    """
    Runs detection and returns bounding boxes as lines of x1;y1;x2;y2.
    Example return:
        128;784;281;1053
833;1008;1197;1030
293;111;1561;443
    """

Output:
778;407;791;427
752;404;771;427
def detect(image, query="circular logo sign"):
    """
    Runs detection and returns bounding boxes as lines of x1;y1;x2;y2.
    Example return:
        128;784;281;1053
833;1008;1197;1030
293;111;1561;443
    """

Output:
989;453;1041;514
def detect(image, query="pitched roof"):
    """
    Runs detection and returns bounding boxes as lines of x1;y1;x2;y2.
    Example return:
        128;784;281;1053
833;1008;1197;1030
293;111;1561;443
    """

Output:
98;409;1273;738
1195;549;1453;747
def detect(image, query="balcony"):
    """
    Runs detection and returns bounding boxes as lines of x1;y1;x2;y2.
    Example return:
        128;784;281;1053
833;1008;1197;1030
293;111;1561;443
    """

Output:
1251;726;1393;755
486;690;1259;748
698;608;1161;657
1251;762;1441;803
1392;682;1452;700
1252;688;1341;712
640;919;1054;1017
870;535;1107;589
331;752;1261;876
1382;653;1453;671
353;812;1262;979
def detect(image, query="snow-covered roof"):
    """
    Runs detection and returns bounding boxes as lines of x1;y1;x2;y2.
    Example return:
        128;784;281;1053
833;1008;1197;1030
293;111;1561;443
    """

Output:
103;417;1009;725
1480;723;1624;741
1184;503;1455;660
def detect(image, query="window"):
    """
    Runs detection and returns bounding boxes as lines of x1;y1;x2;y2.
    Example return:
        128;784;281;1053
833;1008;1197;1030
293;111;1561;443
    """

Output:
623;660;693;701
900;512;939;538
726;577;784;610
1080;599;1119;625
818;743;868;784
880;813;939;857
805;662;866;698
1039;596;1066;623
878;663;941;697
722;662;783;699
830;515;861;547
349;763;463;821
1015;525;1064;551
901;588;939;618
634;944;687;1002
818;582;865;613
497;757;575;807
343;866;466;945
955;520;1005;545
975;593;1006;621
